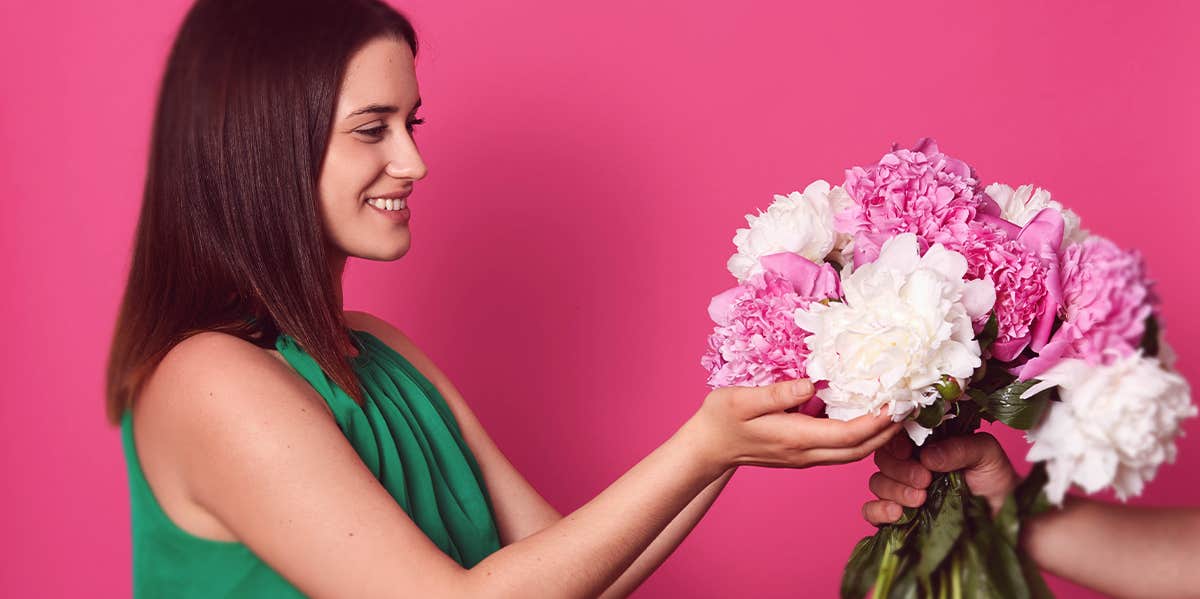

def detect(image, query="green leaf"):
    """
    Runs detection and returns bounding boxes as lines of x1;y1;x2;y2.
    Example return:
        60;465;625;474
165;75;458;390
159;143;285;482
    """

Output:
978;380;1052;430
983;530;1030;599
967;389;999;427
1140;315;1160;357
889;565;919;599
916;486;964;577
975;364;1018;395
971;361;989;384
841;532;885;599
976;312;1000;352
962;515;1030;599
935;400;985;438
963;539;996;599
1015;462;1053;518
1020;551;1055;599
996;494;1019;547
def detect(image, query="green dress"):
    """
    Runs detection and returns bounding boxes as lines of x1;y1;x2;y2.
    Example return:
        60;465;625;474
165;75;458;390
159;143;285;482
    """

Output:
120;328;502;597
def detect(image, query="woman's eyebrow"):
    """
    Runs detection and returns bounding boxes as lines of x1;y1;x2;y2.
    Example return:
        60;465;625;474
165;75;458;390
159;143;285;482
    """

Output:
344;98;422;120
344;104;398;119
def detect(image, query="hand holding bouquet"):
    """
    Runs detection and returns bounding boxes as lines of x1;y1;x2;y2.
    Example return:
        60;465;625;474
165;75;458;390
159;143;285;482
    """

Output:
702;139;1196;598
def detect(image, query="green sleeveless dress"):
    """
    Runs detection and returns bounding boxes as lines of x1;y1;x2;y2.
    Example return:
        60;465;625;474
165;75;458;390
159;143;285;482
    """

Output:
120;328;502;597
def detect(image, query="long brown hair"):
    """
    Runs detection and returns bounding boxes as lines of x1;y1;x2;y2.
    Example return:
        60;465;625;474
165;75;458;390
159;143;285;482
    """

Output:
105;0;418;424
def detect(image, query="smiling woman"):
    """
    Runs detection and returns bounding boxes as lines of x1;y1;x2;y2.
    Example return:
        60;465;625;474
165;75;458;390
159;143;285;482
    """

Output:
319;38;425;260
105;0;421;409
104;0;902;597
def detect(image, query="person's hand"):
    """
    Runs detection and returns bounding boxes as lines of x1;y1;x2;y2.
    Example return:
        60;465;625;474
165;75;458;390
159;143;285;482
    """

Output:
862;432;1021;525
685;379;902;476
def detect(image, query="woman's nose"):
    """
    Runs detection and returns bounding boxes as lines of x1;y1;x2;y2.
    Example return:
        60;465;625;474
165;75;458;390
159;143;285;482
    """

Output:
384;132;427;181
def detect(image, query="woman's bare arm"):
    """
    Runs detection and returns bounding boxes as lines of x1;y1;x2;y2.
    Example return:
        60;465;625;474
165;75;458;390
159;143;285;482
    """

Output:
597;468;735;599
348;311;764;597
141;331;897;599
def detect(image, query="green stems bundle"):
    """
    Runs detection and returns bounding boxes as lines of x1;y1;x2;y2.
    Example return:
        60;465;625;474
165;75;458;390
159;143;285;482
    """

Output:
840;368;1058;599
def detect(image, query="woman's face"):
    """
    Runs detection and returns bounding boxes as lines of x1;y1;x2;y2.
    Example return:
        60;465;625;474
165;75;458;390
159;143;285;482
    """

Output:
318;36;426;262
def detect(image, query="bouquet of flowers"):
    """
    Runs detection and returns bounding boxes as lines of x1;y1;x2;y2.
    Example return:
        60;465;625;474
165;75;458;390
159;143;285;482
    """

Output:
701;139;1196;598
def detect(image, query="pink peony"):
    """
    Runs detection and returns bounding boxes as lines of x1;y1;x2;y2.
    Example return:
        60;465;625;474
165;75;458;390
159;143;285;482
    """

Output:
1020;237;1157;379
958;208;1064;362
702;253;841;395
838;138;995;267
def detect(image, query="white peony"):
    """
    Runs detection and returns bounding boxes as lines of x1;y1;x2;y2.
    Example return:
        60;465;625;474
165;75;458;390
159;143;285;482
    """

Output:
726;180;844;282
985;183;1088;248
825;184;857;268
1022;353;1197;504
795;234;996;445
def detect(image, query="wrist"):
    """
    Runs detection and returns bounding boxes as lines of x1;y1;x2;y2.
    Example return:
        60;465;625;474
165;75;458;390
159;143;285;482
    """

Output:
674;413;731;484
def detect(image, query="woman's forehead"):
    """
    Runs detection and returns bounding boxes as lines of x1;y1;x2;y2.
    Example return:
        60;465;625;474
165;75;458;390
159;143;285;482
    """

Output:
338;37;419;116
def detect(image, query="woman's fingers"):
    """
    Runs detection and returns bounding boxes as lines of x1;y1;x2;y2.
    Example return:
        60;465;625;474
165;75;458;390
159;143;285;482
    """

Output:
868;472;926;507
720;380;815;420
862;500;903;526
798;410;896;448
801;422;903;466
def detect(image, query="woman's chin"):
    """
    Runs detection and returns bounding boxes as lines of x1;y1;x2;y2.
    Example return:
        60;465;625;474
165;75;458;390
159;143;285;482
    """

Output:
353;240;411;262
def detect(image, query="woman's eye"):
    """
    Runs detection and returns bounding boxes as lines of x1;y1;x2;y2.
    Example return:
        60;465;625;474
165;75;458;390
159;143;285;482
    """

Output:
355;124;388;139
406;117;425;132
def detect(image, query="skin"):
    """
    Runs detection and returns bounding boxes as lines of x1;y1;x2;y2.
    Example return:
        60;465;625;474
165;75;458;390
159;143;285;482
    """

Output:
132;36;904;598
863;433;1200;599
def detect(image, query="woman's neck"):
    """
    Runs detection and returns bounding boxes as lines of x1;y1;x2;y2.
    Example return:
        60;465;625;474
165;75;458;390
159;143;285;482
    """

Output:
329;249;348;312
328;251;362;358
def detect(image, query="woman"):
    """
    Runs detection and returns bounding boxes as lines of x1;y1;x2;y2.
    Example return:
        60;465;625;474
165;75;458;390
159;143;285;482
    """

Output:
106;0;902;596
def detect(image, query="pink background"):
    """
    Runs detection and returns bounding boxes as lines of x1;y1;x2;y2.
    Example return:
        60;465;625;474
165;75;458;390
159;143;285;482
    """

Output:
2;1;1198;596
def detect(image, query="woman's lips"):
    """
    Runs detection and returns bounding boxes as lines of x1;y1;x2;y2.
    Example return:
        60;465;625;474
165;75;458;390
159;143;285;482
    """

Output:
366;198;410;223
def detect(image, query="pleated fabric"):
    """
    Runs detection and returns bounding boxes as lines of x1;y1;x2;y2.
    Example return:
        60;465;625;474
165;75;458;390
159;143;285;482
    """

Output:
121;328;500;597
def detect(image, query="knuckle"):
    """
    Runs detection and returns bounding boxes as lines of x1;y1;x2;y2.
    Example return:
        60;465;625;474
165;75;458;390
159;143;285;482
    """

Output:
910;466;931;488
942;442;966;464
703;390;721;409
785;431;809;453
867;472;887;496
709;388;736;411
906;487;926;506
769;383;790;408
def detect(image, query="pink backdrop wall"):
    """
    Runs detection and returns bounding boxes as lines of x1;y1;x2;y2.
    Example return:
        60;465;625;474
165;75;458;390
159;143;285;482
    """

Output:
3;1;1198;596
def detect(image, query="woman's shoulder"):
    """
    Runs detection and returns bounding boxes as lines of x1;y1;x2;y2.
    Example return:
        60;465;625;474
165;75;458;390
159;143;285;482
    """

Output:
132;331;336;542
140;331;336;434
146;331;320;407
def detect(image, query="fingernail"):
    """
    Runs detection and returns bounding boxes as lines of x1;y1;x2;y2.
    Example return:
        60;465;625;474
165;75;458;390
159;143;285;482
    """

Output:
924;446;944;465
792;380;814;396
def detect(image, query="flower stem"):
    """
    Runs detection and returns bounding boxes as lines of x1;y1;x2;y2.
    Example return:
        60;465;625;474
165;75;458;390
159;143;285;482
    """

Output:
950;551;962;599
871;532;897;598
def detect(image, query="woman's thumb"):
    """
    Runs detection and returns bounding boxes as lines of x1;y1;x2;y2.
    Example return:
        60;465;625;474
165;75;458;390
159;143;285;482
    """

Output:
758;379;816;416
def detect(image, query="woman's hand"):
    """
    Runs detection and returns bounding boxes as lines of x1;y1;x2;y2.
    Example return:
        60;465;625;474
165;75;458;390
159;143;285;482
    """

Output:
861;432;1020;525
685;379;903;476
